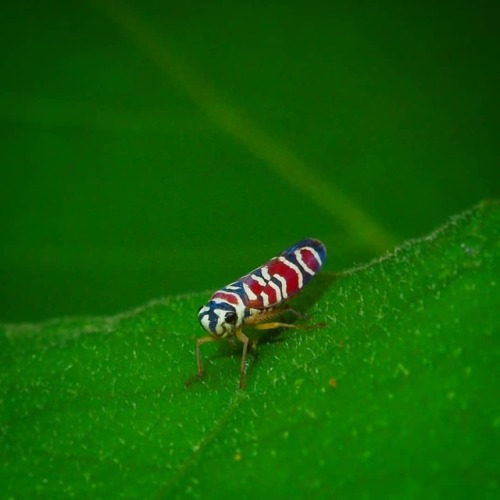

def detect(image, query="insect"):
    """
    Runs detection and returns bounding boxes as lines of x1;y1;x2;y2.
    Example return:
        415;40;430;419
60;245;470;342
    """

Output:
196;238;326;389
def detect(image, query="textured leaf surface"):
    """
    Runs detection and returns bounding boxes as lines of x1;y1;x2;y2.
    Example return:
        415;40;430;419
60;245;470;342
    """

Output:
1;201;499;497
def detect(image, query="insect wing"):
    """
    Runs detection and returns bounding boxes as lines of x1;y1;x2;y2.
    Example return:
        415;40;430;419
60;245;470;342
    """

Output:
241;238;326;309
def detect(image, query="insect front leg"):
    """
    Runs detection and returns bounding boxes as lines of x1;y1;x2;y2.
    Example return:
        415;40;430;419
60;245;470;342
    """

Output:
196;335;218;378
235;328;252;389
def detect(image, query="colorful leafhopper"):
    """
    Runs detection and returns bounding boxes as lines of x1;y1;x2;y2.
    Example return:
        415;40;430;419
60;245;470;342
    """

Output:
196;238;326;388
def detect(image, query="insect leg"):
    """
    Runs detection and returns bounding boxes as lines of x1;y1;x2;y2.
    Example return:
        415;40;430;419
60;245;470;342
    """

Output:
196;335;218;378
245;307;323;330
244;307;286;325
235;328;251;389
253;322;299;330
253;321;324;331
281;307;310;320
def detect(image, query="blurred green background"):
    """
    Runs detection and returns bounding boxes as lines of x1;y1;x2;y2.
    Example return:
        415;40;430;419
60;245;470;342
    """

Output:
0;0;498;323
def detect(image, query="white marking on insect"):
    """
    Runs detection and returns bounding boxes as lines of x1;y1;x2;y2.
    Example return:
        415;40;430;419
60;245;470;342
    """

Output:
301;246;322;268
260;291;270;307
243;283;258;301
294;249;315;275
268;280;282;302
278;256;304;287
251;273;267;286
214;309;229;335
261;266;271;281
275;275;288;299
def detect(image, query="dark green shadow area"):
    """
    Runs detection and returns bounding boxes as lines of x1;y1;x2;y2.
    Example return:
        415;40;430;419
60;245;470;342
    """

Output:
1;201;498;497
0;0;498;322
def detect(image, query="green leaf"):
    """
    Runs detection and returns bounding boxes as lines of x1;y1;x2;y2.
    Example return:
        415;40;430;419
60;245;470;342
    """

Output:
1;201;499;497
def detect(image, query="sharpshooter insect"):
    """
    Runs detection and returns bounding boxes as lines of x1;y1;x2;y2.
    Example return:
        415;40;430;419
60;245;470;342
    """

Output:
195;238;326;389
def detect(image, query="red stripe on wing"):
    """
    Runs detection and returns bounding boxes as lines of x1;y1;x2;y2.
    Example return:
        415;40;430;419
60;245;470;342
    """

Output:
212;291;240;305
242;257;302;309
268;259;300;295
299;247;321;273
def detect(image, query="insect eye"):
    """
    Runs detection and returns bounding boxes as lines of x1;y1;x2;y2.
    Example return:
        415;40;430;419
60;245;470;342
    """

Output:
225;311;237;324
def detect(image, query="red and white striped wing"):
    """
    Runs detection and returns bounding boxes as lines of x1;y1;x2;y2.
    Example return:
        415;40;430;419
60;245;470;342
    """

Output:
238;238;326;309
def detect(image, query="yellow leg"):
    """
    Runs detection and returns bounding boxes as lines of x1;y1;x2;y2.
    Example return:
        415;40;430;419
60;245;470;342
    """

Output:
283;307;309;320
196;335;218;378
235;328;251;389
244;307;285;326
252;321;298;330
244;306;311;327
253;321;323;331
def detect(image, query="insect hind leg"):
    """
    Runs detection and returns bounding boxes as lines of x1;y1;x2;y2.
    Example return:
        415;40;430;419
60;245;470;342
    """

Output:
244;306;292;326
252;321;323;331
245;306;324;331
282;307;310;320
